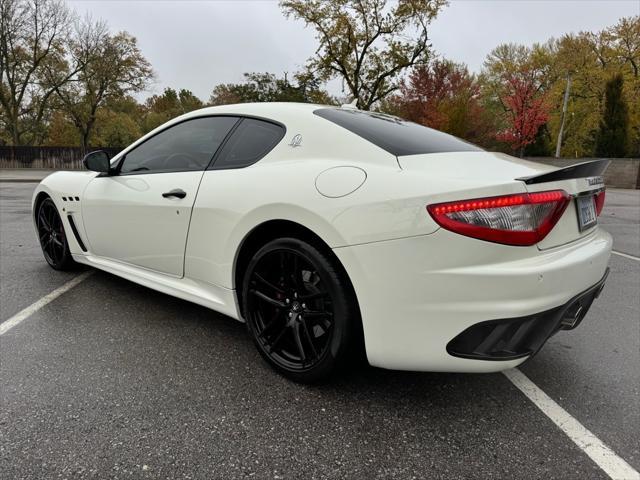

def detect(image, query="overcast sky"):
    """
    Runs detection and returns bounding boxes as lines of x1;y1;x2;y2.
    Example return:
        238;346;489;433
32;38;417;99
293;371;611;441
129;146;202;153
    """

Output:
68;0;639;101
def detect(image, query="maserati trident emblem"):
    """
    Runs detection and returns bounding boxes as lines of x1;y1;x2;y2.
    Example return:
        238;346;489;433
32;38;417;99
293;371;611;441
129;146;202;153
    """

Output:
288;134;302;147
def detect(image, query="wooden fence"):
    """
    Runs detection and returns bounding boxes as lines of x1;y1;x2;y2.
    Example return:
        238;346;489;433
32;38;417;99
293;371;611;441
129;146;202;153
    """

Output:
527;157;640;189
0;146;122;170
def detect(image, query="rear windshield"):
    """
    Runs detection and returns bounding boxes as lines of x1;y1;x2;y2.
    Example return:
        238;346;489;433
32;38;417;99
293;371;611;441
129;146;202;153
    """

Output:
314;108;483;156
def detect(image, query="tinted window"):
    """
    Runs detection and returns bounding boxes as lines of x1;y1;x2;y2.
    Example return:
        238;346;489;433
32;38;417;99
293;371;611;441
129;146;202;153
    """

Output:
314;108;482;156
210;118;285;169
120;116;238;174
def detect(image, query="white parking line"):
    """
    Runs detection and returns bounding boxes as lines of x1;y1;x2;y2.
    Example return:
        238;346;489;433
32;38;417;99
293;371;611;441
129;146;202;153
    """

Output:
612;250;640;262
504;368;640;480
0;271;93;336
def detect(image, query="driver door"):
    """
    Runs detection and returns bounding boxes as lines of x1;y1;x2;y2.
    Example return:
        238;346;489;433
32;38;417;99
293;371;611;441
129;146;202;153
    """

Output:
82;116;238;277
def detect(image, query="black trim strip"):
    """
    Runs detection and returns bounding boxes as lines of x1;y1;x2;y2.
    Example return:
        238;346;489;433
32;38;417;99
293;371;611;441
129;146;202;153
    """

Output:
205;117;244;170
207;117;286;170
517;159;610;185
67;215;87;252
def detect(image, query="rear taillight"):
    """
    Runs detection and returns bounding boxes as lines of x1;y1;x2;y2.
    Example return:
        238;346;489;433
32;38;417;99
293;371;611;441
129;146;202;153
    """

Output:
427;190;570;246
594;189;606;216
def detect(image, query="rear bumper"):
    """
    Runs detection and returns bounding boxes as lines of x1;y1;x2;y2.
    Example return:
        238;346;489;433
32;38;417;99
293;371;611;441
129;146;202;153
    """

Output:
333;227;612;373
446;268;608;361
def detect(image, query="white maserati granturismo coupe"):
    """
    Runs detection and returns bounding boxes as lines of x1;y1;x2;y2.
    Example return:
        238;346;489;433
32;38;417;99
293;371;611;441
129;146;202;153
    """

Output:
32;102;611;382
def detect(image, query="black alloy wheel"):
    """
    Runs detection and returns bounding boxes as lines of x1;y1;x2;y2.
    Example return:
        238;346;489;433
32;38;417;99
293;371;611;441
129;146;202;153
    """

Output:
242;238;358;383
37;198;75;270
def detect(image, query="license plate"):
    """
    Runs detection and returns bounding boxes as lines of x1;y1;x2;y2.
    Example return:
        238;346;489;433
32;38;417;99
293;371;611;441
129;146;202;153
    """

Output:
576;195;597;231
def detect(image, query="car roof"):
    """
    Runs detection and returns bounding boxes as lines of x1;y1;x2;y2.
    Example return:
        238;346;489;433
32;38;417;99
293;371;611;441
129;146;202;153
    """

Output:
110;102;396;166
179;102;331;122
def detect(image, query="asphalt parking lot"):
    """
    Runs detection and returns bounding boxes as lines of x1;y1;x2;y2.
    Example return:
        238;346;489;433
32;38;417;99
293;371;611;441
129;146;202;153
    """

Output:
1;182;638;479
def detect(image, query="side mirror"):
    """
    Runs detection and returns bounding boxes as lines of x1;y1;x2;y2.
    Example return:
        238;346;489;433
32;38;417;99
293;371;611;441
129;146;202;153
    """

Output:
83;150;111;174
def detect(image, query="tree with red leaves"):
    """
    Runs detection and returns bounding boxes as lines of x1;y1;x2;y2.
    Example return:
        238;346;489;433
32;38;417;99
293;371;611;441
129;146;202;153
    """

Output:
385;60;495;146
496;72;550;157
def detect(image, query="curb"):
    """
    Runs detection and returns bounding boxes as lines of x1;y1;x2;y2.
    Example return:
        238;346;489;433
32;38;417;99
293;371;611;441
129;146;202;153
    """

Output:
0;179;44;183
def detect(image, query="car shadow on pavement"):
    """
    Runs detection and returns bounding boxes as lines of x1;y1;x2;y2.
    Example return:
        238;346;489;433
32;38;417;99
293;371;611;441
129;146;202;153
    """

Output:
3;268;609;480
84;269;510;406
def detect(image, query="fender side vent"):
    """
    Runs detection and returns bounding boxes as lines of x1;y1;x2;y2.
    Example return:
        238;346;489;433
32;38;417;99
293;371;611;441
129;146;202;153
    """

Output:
67;215;87;252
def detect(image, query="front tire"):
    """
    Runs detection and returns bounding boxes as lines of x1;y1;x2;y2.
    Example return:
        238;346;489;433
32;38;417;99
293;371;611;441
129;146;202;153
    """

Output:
242;238;357;383
36;197;76;271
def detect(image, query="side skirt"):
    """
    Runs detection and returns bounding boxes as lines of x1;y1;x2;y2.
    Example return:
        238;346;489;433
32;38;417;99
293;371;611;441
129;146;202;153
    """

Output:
72;254;241;321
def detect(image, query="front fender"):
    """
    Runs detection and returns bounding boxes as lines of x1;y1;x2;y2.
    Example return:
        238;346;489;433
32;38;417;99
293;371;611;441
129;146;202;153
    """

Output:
32;171;97;254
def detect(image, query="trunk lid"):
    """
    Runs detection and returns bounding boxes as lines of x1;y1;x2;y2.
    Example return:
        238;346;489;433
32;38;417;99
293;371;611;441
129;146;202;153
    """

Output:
398;151;554;183
398;152;607;249
520;161;608;250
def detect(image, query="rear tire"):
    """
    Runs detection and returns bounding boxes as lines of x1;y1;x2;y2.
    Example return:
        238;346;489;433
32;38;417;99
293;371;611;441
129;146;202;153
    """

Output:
36;197;77;271
242;237;358;383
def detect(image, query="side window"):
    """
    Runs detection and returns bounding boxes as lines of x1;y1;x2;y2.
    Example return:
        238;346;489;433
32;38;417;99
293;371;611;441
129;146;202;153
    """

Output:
210;118;285;170
120;116;238;174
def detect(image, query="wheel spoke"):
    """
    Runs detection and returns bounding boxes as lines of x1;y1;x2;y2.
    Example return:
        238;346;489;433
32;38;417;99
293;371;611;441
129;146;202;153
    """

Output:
281;251;301;289
254;273;284;294
303;310;333;319
38;210;50;231
267;325;289;352
299;291;328;301
250;289;286;308
53;214;62;232
292;321;306;362
257;312;281;338
49;239;59;262
300;319;318;359
291;253;302;288
279;251;286;277
47;205;55;230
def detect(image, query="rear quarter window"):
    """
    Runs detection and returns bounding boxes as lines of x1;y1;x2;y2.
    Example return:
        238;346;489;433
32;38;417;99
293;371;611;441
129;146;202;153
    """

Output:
209;118;285;169
314;108;482;156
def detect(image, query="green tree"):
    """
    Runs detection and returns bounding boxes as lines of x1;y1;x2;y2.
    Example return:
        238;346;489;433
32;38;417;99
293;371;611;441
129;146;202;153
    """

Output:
543;17;639;157
141;87;204;133
595;74;629;157
548;33;616;157
613;15;639;77
45;110;79;145
0;0;82;145
280;0;447;110
209;72;335;106
524;124;553;156
93;110;141;147
611;16;639;155
52;20;152;151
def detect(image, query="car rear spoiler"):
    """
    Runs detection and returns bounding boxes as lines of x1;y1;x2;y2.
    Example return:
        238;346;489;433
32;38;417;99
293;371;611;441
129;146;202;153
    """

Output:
516;159;610;185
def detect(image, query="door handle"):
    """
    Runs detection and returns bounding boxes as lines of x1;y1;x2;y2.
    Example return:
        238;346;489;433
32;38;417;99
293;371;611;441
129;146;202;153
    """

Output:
162;188;187;199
